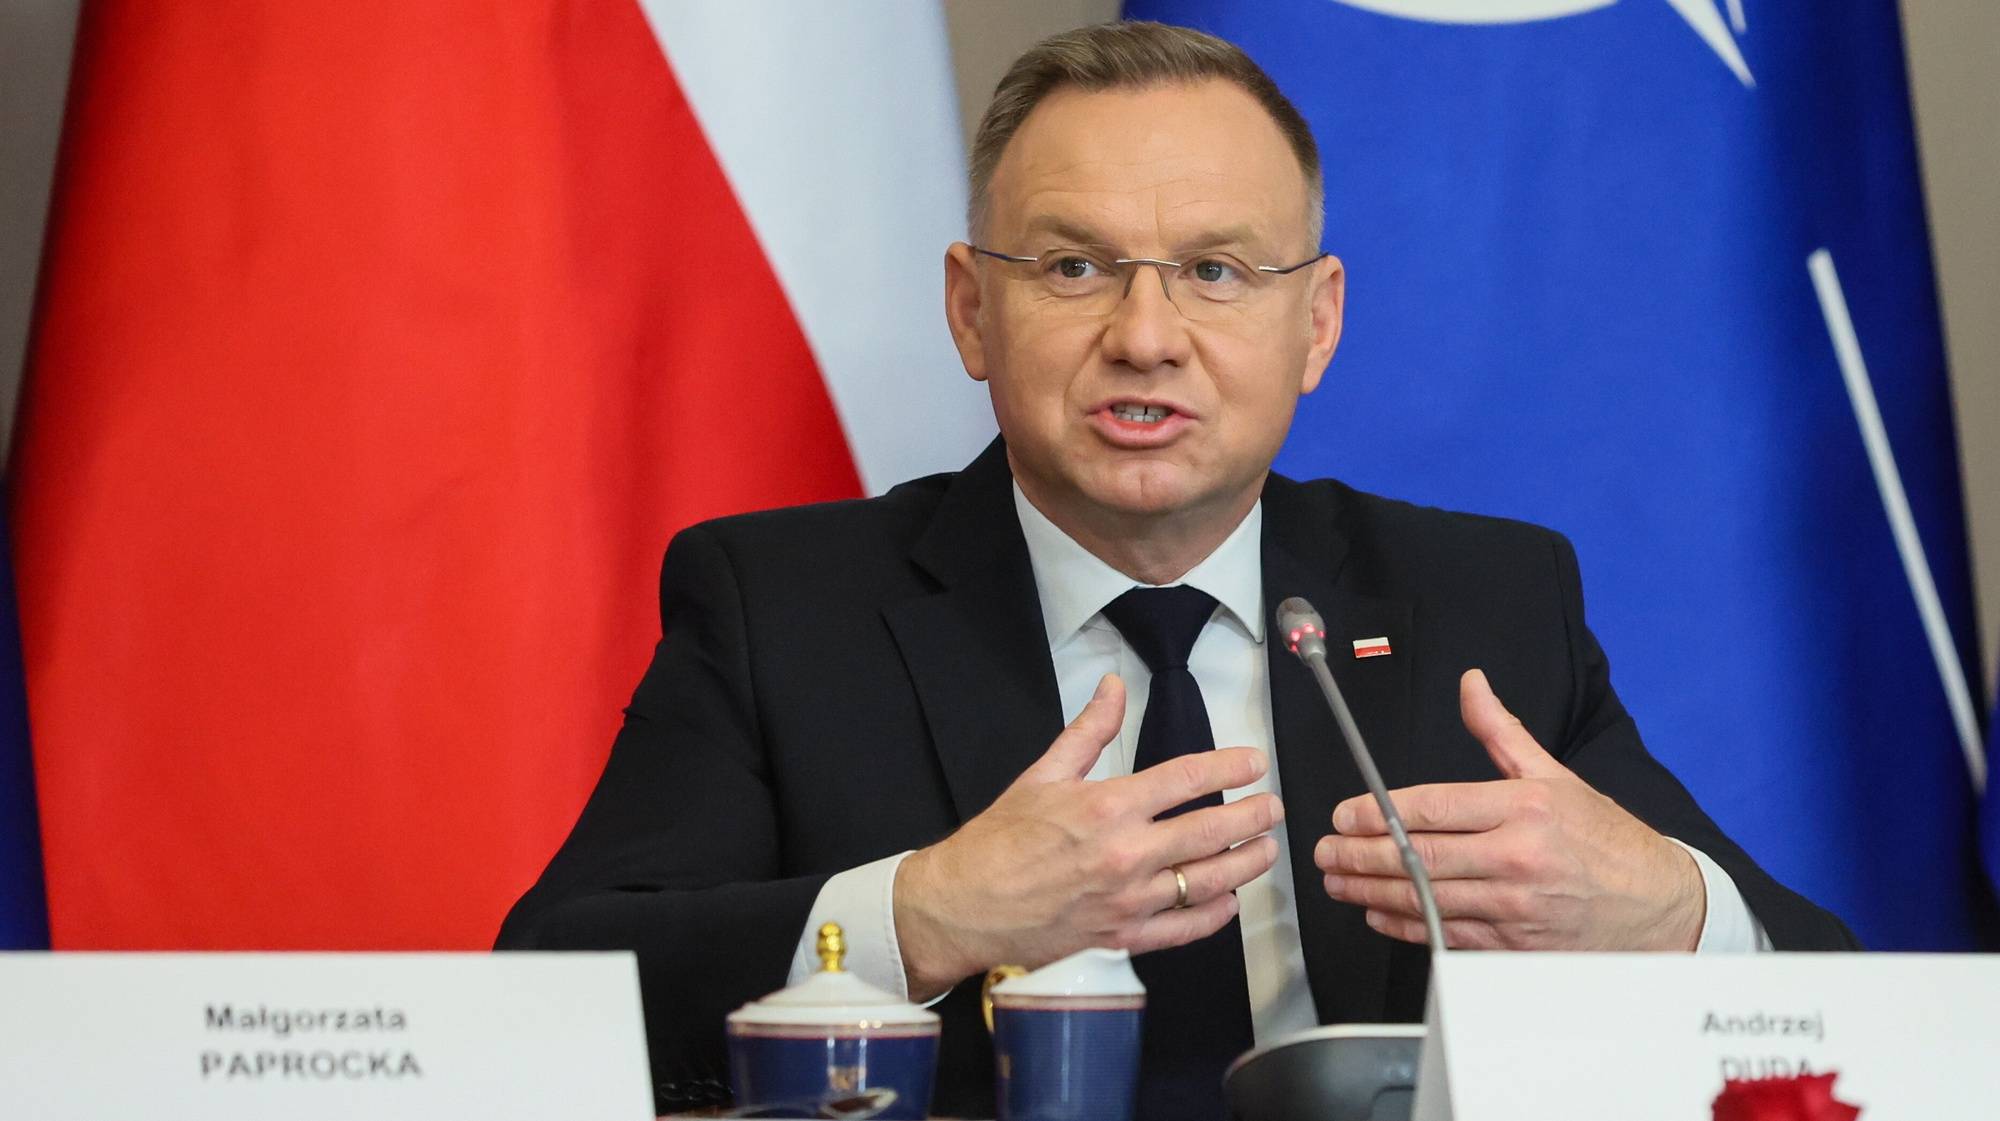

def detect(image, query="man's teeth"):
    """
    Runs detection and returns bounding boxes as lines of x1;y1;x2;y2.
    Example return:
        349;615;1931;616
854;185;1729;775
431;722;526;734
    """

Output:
1110;404;1172;424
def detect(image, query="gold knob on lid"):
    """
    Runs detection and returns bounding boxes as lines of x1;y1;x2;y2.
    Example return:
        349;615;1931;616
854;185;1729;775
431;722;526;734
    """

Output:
816;922;847;973
982;964;1027;1034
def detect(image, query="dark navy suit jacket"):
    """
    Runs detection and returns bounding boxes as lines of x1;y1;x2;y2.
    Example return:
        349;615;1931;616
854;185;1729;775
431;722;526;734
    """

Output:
497;438;1856;1116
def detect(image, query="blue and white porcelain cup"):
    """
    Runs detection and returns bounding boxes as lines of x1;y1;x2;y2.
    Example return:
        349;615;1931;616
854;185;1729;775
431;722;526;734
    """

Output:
726;923;938;1120
984;947;1146;1121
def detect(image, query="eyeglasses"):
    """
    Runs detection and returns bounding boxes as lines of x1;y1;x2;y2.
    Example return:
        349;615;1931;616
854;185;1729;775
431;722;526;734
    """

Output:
971;245;1326;322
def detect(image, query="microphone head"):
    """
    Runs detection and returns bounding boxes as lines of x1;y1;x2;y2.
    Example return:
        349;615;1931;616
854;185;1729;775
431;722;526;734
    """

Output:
1275;597;1328;658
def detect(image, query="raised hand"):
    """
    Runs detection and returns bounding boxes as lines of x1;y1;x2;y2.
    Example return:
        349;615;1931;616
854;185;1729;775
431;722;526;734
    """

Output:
894;674;1284;999
1314;668;1704;952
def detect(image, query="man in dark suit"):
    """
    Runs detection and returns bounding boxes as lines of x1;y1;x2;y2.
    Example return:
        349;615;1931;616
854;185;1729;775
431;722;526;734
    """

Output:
498;21;1855;1120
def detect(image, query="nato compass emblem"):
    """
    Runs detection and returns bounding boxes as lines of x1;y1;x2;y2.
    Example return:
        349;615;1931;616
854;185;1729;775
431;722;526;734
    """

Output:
1330;0;1753;86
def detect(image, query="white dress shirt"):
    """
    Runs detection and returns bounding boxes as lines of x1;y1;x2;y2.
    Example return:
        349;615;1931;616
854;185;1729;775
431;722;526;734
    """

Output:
788;486;1767;1037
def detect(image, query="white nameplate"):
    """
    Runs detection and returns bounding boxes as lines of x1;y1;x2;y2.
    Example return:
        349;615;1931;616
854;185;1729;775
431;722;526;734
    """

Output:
1413;951;2000;1120
0;952;653;1121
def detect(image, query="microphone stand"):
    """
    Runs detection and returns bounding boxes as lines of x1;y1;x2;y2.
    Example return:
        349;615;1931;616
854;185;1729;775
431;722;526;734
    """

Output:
1279;600;1447;957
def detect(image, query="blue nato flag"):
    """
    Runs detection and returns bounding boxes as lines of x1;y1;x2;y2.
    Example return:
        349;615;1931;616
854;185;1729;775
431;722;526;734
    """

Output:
1;516;49;948
1128;0;1992;948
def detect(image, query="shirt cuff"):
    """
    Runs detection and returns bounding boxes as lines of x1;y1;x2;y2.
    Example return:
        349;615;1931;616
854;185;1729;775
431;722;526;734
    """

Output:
1668;838;1772;953
789;850;920;997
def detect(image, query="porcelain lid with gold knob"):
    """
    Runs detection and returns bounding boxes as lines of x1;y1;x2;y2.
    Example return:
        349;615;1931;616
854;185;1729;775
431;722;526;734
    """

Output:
726;923;942;1030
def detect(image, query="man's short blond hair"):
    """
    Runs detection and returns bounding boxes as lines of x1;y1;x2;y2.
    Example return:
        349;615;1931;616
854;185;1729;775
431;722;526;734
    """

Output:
967;21;1325;245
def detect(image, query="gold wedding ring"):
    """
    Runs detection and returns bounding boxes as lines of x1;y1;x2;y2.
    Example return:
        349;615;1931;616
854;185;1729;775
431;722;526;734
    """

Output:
1172;865;1190;910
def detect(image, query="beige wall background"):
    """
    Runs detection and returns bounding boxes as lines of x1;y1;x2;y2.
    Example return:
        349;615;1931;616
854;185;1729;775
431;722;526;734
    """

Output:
4;0;1994;701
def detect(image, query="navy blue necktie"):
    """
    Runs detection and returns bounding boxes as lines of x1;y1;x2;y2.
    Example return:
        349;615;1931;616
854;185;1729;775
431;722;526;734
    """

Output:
1100;586;1256;1121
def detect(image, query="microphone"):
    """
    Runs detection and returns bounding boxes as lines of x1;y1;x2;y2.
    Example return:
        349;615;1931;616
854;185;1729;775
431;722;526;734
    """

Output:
1276;597;1446;957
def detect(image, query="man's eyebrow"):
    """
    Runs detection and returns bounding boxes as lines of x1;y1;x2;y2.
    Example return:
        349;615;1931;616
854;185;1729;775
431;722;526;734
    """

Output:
1016;217;1274;257
1169;225;1265;255
1019;217;1111;246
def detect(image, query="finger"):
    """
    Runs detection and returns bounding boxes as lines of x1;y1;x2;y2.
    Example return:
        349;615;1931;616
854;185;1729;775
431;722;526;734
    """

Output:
1314;831;1501;881
1153;793;1284;870
1364;908;1504;950
1022;674;1125;782
1460;668;1565;780
1331;782;1516;835
1160;834;1280;912
1324;872;1525;924
1124;746;1268;816
1125;889;1239;956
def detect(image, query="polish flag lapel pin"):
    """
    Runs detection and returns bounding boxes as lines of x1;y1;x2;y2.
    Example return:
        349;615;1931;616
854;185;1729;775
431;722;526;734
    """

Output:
1352;636;1392;659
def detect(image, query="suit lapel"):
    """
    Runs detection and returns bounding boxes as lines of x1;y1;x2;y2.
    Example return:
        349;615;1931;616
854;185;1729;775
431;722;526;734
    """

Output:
881;453;1420;1021
1262;476;1414;1025
883;440;1066;824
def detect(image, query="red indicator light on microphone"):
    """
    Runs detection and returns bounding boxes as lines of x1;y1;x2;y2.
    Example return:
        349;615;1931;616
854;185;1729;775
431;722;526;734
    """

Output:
1286;624;1320;653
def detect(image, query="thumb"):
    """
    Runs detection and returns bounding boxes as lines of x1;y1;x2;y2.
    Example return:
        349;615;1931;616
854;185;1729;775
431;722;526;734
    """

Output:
1022;673;1124;782
1459;668;1564;780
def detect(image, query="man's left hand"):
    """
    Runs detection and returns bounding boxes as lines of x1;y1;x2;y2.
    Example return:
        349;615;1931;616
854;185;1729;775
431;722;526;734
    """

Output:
1314;668;1705;951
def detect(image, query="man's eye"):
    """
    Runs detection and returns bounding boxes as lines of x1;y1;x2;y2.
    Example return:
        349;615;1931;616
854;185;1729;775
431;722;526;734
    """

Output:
1053;256;1100;279
1190;258;1242;284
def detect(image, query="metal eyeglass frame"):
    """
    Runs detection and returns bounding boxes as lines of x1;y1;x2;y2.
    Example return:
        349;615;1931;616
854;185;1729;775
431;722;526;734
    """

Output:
970;245;1327;290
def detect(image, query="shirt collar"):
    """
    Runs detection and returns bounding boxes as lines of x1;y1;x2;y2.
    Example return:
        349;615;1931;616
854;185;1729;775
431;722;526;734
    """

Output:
1011;481;1266;649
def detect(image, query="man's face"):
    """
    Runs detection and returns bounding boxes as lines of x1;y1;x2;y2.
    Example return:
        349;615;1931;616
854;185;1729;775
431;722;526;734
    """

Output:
946;80;1343;532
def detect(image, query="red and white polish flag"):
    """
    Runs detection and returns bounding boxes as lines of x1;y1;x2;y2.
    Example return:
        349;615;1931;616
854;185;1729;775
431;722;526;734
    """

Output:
9;1;989;950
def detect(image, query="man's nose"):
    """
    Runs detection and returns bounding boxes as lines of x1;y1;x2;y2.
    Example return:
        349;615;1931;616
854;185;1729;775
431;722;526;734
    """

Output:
1100;263;1192;371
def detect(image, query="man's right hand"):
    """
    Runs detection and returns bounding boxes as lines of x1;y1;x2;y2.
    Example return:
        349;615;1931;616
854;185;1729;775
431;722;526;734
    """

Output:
892;673;1283;1001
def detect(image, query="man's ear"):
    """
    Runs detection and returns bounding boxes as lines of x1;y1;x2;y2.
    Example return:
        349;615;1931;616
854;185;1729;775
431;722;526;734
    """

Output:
944;242;989;383
1298;254;1345;396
